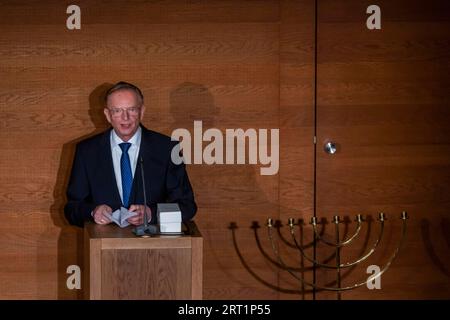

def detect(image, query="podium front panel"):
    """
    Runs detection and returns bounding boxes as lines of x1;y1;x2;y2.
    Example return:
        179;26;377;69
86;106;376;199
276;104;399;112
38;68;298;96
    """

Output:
84;222;202;300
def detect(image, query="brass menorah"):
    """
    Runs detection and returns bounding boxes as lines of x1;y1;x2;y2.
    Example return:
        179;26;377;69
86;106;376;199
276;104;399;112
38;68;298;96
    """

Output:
231;211;408;299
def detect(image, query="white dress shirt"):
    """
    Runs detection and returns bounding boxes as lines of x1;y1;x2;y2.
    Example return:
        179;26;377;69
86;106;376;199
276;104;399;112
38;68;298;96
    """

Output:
110;127;142;204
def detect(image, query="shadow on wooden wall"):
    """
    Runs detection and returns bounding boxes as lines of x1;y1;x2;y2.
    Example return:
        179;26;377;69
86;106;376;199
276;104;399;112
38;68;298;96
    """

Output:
45;83;111;299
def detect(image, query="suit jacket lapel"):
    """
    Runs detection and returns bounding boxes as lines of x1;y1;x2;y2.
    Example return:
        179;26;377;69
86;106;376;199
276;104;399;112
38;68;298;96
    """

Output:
100;128;123;207
130;125;153;206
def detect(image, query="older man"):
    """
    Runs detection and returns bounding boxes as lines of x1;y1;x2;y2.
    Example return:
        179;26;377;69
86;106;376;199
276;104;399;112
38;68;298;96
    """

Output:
64;81;197;227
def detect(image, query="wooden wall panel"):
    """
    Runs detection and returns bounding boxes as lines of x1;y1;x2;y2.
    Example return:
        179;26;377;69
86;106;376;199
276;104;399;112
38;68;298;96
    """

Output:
316;0;450;299
0;0;291;299
278;0;315;299
2;0;446;300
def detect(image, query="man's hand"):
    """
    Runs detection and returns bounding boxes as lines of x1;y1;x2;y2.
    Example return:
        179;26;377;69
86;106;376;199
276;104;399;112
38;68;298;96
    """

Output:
93;204;112;225
127;204;152;226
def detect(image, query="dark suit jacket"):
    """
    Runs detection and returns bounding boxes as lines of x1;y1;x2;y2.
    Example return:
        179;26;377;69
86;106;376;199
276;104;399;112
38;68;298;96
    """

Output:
64;125;197;227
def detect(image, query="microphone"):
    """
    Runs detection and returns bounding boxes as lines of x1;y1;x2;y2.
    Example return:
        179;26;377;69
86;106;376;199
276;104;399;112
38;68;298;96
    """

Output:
132;156;158;236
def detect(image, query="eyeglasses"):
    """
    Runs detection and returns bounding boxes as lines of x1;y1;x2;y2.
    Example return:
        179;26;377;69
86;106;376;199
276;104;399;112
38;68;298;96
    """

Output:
108;106;141;117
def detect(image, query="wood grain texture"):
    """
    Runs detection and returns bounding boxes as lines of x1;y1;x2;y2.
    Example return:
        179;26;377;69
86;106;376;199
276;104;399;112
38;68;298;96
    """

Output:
84;222;201;300
0;0;282;300
88;238;102;300
0;0;280;25
316;0;450;299
101;248;191;300
2;0;447;301
191;237;203;299
278;0;315;299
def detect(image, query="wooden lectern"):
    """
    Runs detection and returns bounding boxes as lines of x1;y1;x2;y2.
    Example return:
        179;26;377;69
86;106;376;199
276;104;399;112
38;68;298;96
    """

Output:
84;221;202;300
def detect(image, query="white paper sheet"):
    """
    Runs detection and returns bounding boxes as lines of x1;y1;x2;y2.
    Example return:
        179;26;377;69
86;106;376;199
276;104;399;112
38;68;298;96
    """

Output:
105;207;137;228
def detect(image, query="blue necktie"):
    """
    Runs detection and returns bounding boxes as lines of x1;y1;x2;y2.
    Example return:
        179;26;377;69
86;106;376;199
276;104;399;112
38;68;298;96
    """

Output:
119;142;132;208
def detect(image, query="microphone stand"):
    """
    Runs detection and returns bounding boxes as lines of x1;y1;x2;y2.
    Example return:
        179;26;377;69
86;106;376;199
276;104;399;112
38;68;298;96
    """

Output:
133;157;157;236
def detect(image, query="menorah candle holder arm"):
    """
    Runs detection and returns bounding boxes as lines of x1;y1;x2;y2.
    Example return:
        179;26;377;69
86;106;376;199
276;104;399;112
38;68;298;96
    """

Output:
338;214;385;268
329;213;408;292
276;219;319;250
286;215;384;269
311;215;363;247
254;221;312;272
267;219;329;289
269;220;356;291
230;222;303;294
265;212;408;292
286;221;340;269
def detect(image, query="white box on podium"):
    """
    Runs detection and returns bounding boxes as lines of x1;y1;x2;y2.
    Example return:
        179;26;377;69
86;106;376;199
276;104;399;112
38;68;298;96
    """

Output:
157;203;182;233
